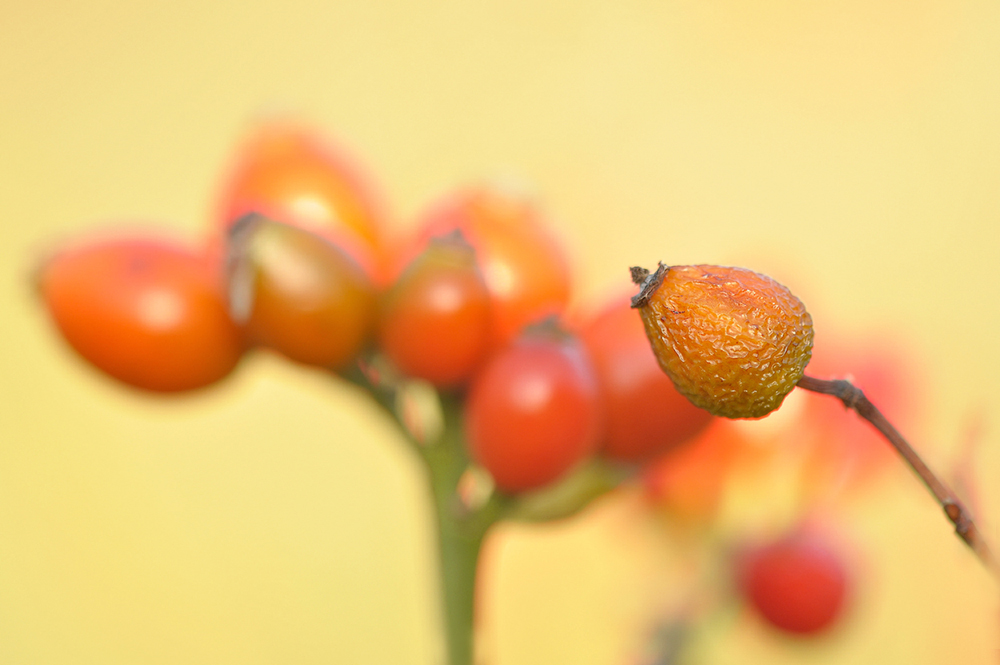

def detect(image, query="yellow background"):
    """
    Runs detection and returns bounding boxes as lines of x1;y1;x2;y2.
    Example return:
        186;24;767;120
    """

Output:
2;1;999;663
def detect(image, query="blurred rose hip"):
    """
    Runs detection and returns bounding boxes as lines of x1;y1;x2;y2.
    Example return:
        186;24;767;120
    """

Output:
738;529;851;636
642;419;742;526
404;181;572;350
217;120;389;281
378;233;492;389
465;331;603;493
580;294;714;463
39;233;243;392
797;336;921;498
227;214;377;370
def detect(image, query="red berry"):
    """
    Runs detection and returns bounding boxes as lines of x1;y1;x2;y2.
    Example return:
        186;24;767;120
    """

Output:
739;531;850;636
465;332;603;493
797;337;918;496
378;234;492;389
407;182;572;350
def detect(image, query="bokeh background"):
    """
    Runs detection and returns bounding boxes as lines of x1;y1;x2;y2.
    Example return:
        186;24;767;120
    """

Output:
2;0;999;663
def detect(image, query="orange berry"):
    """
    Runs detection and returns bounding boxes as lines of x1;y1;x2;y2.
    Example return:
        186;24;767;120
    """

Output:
642;419;741;526
630;264;814;419
378;234;492;388
217;120;390;283
39;234;243;393
227;214;377;369
405;182;572;350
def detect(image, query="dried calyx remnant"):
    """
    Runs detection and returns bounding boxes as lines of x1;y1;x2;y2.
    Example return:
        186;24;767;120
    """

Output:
629;262;814;420
631;262;998;576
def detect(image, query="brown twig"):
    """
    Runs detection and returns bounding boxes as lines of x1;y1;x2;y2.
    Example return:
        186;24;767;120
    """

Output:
796;374;998;578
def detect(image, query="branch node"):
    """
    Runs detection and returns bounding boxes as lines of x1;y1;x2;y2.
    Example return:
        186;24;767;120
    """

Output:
943;500;963;525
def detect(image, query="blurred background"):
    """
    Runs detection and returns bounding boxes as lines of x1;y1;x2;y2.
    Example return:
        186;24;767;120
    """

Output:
2;0;999;663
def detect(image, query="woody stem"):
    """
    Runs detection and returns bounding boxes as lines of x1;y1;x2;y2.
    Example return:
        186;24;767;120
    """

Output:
796;374;998;578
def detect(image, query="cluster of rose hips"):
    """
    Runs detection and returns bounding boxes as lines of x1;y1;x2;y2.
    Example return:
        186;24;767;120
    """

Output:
37;120;864;658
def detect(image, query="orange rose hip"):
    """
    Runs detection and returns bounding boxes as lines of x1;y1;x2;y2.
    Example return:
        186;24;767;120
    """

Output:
630;263;814;419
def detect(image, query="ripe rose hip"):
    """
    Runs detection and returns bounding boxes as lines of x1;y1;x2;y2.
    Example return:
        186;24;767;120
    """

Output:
738;531;851;636
378;234;492;389
39;234;243;392
227;214;376;369
217;120;389;282
641;420;740;525
797;338;916;496
465;332;603;493
631;264;814;419
406;181;572;350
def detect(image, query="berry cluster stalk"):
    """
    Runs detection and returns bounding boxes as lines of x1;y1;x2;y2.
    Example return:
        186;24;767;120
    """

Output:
424;396;505;665
347;364;505;665
796;375;998;577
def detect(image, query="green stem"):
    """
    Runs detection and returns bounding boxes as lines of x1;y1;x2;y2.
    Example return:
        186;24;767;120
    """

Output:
427;456;486;665
424;395;505;665
435;522;483;665
344;362;504;665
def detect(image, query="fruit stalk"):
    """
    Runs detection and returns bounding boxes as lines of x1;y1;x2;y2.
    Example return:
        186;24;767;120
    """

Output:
423;395;504;665
346;363;502;665
796;374;998;577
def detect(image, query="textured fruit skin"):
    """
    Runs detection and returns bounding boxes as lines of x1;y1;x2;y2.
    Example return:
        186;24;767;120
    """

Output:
579;295;714;462
633;264;813;419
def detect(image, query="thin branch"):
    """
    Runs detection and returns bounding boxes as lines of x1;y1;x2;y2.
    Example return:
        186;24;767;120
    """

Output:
796;374;998;578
